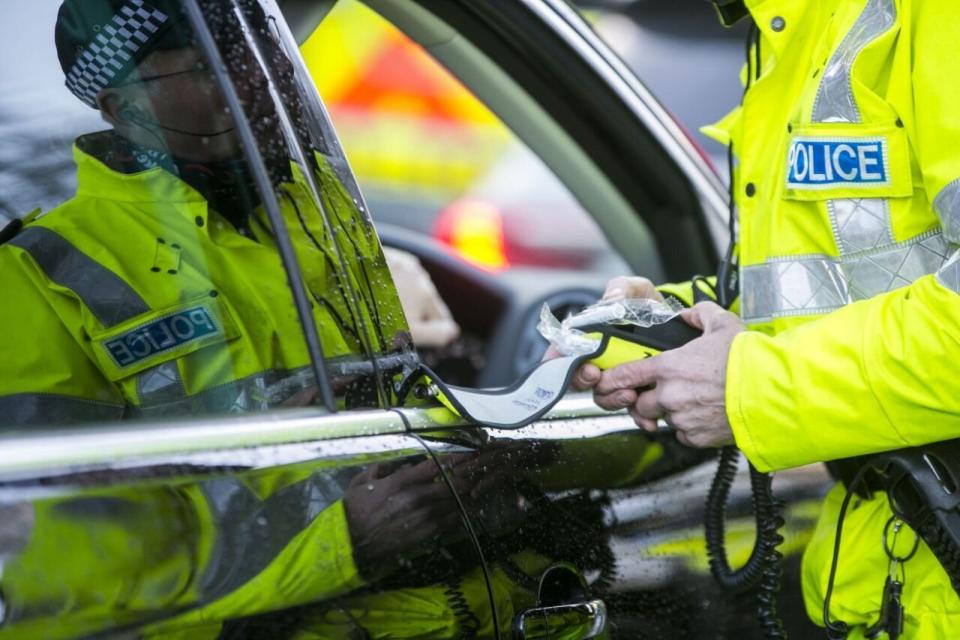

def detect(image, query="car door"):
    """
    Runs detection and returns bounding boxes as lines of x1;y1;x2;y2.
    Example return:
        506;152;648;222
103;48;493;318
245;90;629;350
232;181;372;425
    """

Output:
289;1;830;638
0;1;497;638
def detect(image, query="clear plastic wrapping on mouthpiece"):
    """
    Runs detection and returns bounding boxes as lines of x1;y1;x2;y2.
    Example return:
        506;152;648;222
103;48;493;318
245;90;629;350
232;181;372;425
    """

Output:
537;297;682;357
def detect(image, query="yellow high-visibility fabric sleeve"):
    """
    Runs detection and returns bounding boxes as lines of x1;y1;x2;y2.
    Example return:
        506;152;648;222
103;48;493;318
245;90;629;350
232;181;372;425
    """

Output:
727;274;960;472
144;499;363;635
911;0;960;237
658;276;741;316
658;276;718;306
657;280;702;307
0;244;121;415
700;105;741;149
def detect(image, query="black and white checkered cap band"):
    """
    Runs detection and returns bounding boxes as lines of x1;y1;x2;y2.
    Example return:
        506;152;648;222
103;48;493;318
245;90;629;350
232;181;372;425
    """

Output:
65;0;169;108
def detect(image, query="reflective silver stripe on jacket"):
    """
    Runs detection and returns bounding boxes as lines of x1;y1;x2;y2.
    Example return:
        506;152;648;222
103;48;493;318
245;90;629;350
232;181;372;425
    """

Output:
9;226;149;327
132;366;316;417
742;232;953;322
934;179;960;243
136;361;186;406
937;250;960;294
198;473;341;599
827;198;895;254
812;0;897;124
0;393;125;427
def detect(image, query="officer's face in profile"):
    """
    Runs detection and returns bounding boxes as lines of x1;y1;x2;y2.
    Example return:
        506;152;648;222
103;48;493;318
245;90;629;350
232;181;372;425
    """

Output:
97;45;271;163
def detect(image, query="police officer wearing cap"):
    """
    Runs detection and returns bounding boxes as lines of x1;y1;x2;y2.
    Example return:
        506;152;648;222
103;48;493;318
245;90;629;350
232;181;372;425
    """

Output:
0;2;505;638
0;0;409;423
582;0;960;637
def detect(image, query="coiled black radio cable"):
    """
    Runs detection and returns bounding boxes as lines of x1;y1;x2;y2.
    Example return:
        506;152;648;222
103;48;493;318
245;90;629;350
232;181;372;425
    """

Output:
442;575;481;639
705;446;787;639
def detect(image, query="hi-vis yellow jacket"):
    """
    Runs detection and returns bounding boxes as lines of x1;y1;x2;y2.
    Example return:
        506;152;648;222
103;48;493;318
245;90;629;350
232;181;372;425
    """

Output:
1;468;530;639
699;0;960;636
0;132;404;424
0;134;517;638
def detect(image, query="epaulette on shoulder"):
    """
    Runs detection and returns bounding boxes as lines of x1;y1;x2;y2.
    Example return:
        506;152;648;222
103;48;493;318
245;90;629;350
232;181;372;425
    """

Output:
0;208;41;246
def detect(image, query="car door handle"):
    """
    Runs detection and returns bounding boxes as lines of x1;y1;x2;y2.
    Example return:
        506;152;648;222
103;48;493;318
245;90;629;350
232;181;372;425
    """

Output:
511;598;607;640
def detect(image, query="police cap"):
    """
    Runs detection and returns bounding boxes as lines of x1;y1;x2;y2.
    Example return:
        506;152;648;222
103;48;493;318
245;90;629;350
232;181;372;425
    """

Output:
55;0;194;108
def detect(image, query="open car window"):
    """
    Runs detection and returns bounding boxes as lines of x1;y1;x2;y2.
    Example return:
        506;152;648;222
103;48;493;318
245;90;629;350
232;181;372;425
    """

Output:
203;0;417;407
0;0;414;430
301;0;635;277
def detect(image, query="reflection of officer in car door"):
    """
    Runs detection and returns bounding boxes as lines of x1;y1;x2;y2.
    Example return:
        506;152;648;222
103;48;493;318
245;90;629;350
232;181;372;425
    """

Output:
1;0;369;421
0;0;464;637
0;453;498;638
0;0;457;426
574;1;960;637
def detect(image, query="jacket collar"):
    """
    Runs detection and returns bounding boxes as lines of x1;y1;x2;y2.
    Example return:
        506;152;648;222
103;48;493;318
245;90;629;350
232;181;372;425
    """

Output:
74;131;206;206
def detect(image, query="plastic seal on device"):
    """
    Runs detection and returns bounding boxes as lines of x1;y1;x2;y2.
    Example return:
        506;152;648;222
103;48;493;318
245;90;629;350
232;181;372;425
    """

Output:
537;297;682;356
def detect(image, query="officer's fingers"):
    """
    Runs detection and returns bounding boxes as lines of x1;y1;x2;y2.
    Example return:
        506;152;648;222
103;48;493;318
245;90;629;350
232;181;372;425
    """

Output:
602;276;663;301
542;345;562;361
350;462;390;486
281;385;320;407
401;482;461;512
470;468;513;499
631;387;662;421
593;387;639;411
675;429;694;448
680;302;738;333
434;510;465;537
572;363;601;390
395;502;449;540
595;358;660;396
437;452;474;468
389;456;453;486
444;473;477;498
628;406;658;433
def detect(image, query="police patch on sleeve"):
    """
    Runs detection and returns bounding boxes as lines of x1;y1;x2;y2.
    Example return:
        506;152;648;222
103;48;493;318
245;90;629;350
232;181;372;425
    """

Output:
103;306;220;368
93;298;239;378
786;136;890;190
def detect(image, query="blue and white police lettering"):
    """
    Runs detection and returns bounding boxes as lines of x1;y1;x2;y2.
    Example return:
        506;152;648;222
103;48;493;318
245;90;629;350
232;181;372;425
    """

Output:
103;305;220;368
786;137;889;189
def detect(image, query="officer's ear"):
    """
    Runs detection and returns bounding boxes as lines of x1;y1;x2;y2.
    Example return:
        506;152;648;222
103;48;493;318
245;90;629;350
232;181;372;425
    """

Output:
97;88;154;131
97;89;129;127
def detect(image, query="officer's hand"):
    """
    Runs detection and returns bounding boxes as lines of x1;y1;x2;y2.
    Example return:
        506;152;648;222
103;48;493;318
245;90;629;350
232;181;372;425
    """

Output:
594;302;742;448
343;459;468;578
600;275;664;304
280;385;320;407
544;276;663;391
384;247;460;348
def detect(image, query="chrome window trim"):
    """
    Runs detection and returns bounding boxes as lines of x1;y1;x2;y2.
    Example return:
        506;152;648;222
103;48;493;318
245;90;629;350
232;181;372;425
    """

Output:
0;394;626;479
182;0;338;410
0;408;405;478
398;393;635;439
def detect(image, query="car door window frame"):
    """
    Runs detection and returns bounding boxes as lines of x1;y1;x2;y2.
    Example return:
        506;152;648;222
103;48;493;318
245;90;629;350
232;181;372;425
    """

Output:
187;0;421;412
184;0;344;410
